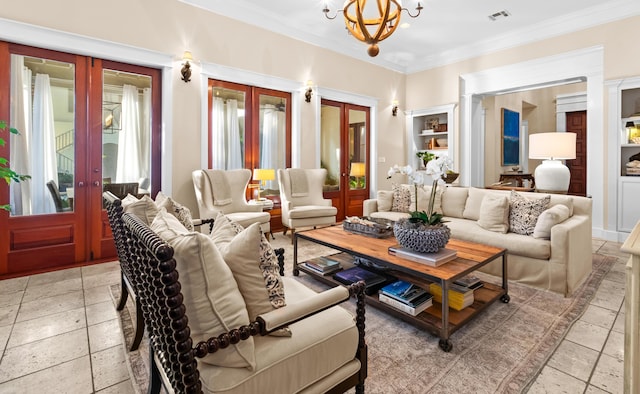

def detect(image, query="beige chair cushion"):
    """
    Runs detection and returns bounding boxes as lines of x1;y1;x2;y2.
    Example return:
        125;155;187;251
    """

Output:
150;209;255;370
211;213;290;336
155;191;194;231
441;187;469;218
509;191;551;236
123;195;158;225
377;190;394;212
391;184;411;212
121;193;139;207
477;195;510;233
288;205;337;219
533;204;571;239
198;277;359;394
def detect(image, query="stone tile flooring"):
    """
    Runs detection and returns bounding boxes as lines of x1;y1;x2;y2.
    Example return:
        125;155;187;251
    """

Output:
0;239;628;393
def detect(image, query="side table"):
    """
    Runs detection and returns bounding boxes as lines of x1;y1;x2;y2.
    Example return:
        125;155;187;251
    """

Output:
499;172;535;189
249;199;275;239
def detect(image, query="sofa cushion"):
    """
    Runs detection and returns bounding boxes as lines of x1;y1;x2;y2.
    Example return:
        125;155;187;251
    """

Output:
441;187;469;218
391;183;411;212
377;190;394;212
198;277;359;394
509;191;551;236
445;216;551;260
462;187;492;220
211;213;290;337
412;184;443;214
123;195;158;225
150;208;255;369
155;191;195;231
477;195;509;233
289;205;337;219
533;204;571;239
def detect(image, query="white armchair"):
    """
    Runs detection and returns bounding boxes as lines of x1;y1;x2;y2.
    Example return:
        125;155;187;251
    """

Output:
192;169;271;235
277;168;337;238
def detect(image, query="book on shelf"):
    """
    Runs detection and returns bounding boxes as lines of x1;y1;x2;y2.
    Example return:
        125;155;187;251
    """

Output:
379;292;433;316
388;245;457;267
379;280;429;305
428;283;475;311
453;275;484;290
333;266;392;294
303;256;342;275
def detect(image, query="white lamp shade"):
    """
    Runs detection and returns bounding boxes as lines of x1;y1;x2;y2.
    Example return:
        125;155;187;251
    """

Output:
529;132;576;160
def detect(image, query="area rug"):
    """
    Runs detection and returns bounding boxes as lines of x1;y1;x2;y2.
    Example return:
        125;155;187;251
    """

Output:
111;235;616;394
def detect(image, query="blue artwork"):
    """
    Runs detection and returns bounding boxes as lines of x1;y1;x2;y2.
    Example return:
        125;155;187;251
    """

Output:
502;108;520;166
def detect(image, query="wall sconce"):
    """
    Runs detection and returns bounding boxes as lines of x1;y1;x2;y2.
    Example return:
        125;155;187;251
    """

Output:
392;99;399;116
305;80;313;103
181;51;193;83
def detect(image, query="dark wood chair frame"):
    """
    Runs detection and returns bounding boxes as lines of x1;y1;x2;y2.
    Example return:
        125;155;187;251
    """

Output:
105;192;368;393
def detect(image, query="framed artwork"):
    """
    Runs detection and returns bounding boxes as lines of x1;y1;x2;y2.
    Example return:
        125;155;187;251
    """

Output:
501;108;520;166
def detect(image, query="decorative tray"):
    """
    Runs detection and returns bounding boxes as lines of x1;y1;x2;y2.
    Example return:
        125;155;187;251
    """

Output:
343;217;394;239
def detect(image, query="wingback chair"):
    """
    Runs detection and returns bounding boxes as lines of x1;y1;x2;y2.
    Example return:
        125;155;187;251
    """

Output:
192;169;271;235
277;168;337;238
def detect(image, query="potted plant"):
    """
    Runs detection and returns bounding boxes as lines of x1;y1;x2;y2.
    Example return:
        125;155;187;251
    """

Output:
415;151;435;167
387;156;453;253
0;120;30;211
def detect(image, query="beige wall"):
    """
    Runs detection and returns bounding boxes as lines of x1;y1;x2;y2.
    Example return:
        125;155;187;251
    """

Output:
2;2;639;223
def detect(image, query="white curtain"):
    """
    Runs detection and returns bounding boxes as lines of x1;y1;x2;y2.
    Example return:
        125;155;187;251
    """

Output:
116;84;141;183
210;98;243;170
226;99;243;169
31;74;58;214
9;55;32;215
260;105;285;190
139;87;151;182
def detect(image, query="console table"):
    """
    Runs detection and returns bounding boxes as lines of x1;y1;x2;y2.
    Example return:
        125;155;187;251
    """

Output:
499;172;535;188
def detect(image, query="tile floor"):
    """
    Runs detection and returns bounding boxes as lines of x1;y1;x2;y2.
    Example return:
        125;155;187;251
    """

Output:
0;239;629;393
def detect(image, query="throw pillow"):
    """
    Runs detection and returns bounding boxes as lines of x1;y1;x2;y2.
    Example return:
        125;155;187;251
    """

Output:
462;187;493;221
211;213;291;337
155;191;194;231
477;195;510;233
123;195;158;225
150;208;256;369
377;190;394;212
509;191;551;236
533;204;571;239
121;193;139;208
391;183;411;212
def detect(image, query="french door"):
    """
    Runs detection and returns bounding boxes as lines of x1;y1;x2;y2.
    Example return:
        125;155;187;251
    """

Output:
0;42;161;277
320;99;370;220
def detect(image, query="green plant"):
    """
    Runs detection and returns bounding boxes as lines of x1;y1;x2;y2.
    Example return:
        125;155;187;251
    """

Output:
0;120;31;211
415;151;435;165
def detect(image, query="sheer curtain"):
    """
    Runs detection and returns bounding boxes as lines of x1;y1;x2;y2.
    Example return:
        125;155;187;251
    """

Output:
9;55;32;215
260;105;285;190
210;98;242;169
116;84;141;183
139;87;151;183
31;74;57;214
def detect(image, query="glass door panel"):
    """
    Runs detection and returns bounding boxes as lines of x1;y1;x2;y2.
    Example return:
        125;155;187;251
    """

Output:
257;92;288;197
321;103;342;192
101;70;152;200
210;84;247;170
10;55;75;215
348;108;367;190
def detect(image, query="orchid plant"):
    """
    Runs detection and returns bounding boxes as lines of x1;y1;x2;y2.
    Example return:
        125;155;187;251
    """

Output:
387;155;453;225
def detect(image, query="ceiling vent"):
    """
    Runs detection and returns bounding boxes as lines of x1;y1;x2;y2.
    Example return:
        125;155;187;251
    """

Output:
488;10;511;21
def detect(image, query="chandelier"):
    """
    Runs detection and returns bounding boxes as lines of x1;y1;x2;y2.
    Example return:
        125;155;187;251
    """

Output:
323;0;423;57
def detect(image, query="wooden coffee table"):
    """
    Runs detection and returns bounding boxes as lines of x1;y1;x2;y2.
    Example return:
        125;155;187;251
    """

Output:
293;225;509;352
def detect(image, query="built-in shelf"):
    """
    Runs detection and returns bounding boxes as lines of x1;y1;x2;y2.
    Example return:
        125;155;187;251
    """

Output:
406;104;456;170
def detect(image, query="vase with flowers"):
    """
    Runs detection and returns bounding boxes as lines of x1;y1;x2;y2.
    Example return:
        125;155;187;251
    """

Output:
387;156;453;253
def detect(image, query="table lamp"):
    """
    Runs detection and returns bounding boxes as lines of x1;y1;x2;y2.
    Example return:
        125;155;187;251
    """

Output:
528;132;576;194
252;168;275;200
349;162;366;188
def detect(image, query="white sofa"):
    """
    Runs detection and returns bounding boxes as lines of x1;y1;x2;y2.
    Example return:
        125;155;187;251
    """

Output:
363;186;593;296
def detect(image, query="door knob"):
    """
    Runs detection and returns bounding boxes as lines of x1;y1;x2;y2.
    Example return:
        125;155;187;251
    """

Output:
77;181;85;187
93;181;100;187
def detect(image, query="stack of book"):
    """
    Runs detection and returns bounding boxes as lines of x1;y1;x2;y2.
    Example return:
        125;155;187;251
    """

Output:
333;266;392;295
428;282;475;311
378;280;433;316
453;275;484;291
304;256;342;275
388;245;457;267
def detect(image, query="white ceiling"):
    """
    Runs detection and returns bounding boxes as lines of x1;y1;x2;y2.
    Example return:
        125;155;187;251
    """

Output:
181;0;640;74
